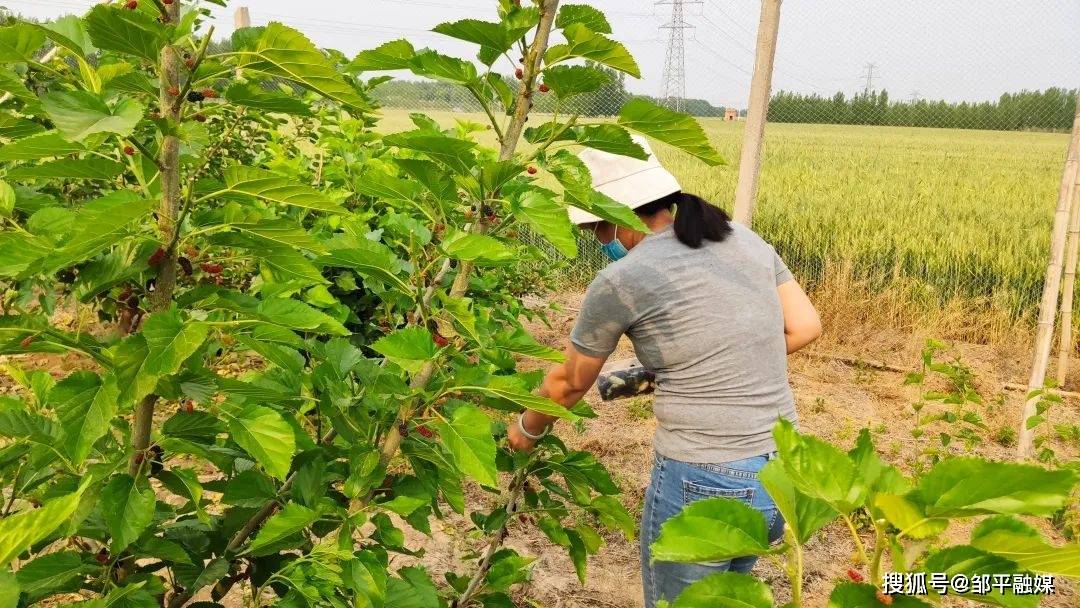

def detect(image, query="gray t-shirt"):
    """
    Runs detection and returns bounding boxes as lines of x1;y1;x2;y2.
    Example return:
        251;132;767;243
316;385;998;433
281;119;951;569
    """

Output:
571;223;797;463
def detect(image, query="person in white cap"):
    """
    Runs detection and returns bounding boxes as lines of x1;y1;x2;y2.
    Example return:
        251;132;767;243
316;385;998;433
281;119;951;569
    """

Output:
508;136;822;606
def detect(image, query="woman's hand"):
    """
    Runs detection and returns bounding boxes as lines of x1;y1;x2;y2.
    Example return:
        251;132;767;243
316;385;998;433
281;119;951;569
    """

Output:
507;420;538;452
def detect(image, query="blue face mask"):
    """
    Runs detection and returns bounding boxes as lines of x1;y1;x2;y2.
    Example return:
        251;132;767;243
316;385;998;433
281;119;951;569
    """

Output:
599;227;629;261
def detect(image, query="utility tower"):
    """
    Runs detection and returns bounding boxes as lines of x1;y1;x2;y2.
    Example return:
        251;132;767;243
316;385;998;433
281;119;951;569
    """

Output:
861;62;877;95
657;0;700;112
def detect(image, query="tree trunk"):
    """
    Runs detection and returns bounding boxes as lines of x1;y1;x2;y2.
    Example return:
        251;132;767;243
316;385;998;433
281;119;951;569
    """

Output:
732;0;783;226
1055;183;1080;387
1018;100;1080;458
130;0;183;477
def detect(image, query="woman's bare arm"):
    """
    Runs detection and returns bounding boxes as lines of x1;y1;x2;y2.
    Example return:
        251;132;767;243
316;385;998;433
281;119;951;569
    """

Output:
778;279;822;354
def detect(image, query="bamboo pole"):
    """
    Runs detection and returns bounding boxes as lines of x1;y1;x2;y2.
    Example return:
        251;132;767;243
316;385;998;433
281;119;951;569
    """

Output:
731;0;782;226
1055;181;1080;387
1017;100;1080;458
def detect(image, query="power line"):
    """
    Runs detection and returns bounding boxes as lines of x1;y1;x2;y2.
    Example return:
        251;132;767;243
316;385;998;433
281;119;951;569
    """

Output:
861;62;878;95
656;0;701;112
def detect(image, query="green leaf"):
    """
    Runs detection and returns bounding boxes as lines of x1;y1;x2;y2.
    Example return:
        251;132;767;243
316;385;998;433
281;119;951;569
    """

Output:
241;22;370;112
922;546;1038;607
386;567;439;608
971;516;1080;577
38;192;156;276
773;419;866;515
222;469;277;507
758;459;836;545
434;405;498;487
545;23;640;78
0;114;44;139
913;458;1077;517
353;169;423;202
224;82;313;116
255;298;348;336
670;571;773;608
0;131;84;162
6;157;126;181
383;132;477;175
55;372;119;467
371;327;438;373
541;149;648;231
0;486;84;567
245;502;317;556
39;91;141;142
41;16;95;59
556;5;612;34
591;495;635;539
441;231;515;265
649;497;770;563
219;166;346;214
142;309;210;376
110;334;158;407
828;582;931;607
156;467;207;522
0;570;16;608
15;551;90;603
433;19;514;53
579;124;649;159
319;235;410;292
495;327;565;362
228;404;296;480
0;180;12;219
0;23;46;63
232;219;329;255
85;5;167;63
100;474;155;553
618;98;725;166
513;190;577;258
348;39;416;72
409;49;480;86
458;384;579;421
874;493;948;539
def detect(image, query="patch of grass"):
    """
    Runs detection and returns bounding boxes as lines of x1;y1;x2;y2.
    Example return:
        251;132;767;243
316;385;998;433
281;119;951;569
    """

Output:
626;396;653;421
993;426;1018;447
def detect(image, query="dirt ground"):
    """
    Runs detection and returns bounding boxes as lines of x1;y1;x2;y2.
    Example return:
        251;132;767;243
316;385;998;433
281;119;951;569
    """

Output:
2;293;1078;607
423;291;1079;608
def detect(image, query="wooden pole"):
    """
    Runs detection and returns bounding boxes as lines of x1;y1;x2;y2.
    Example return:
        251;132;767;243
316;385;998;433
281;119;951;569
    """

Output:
731;0;782;226
1017;101;1080;458
234;6;251;29
1055;180;1080;387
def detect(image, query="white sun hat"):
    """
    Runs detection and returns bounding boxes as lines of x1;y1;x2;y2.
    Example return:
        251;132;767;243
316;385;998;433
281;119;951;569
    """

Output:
567;134;682;225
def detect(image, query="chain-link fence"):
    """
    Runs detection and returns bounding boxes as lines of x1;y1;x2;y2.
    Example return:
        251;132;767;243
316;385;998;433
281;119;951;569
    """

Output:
14;0;1075;316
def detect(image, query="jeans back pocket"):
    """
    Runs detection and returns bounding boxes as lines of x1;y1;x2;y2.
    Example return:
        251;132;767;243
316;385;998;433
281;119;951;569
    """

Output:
682;480;755;505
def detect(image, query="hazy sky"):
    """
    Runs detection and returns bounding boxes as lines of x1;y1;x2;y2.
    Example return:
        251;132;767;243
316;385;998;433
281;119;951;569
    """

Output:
6;0;1079;108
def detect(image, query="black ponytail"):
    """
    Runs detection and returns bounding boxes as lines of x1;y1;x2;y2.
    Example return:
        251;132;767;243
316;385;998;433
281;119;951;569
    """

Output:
636;192;732;248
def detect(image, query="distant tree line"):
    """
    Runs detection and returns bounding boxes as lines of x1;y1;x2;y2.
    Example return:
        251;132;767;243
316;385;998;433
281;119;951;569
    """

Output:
372;62;731;118
768;88;1078;132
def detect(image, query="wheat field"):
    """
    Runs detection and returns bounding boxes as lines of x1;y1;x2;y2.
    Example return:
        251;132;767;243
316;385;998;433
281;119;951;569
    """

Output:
377;109;1069;334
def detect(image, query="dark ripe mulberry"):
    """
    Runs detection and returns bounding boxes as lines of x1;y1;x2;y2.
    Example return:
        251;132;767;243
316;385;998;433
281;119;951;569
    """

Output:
148;247;167;267
127;295;140;309
538;83;550;93
194;113;207;123
527;166;538;175
57;268;76;284
187;91;205;103
123;145;135;156
179;257;193;276
398;421;409;438
515;68;524;79
148;445;165;476
95;548;110;564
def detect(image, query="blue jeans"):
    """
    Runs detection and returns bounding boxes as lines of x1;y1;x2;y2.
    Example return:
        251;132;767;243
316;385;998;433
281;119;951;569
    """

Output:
640;452;785;608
